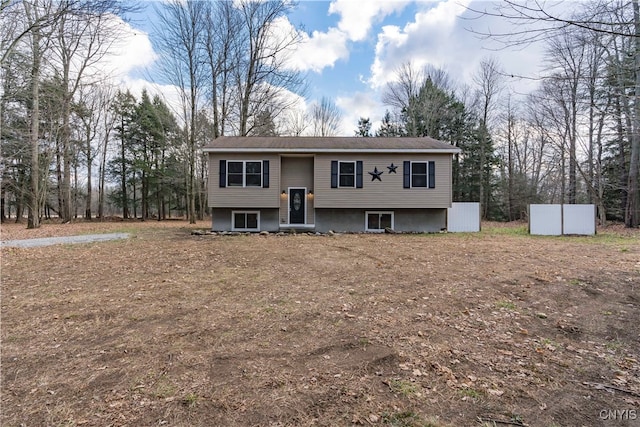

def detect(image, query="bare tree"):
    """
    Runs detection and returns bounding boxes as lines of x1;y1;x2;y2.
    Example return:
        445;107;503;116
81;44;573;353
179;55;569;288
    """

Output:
311;97;342;137
544;28;587;205
50;0;133;222
202;0;238;138
96;85;116;220
466;0;632;47
1;0;70;66
154;0;206;224
467;0;639;226
234;0;305;136
627;0;640;227
19;0;60;228
75;83;112;219
280;109;309;136
472;57;504;218
382;61;424;112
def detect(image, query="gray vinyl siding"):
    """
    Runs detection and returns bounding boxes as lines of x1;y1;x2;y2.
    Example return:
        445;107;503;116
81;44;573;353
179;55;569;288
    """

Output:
279;156;315;225
314;154;452;209
208;153;280;208
315;208;446;233
211;208;279;232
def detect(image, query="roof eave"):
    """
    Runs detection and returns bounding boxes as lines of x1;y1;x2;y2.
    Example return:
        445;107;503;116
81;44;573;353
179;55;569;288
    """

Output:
202;147;462;154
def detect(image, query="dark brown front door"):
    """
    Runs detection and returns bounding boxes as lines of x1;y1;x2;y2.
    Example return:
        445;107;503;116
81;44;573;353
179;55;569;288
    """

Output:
289;188;305;224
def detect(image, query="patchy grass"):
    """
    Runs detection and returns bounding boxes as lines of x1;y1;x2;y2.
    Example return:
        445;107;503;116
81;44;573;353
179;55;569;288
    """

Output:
495;300;517;310
482;222;529;236
387;379;420;398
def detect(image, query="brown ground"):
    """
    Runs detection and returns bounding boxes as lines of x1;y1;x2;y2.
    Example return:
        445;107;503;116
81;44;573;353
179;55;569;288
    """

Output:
1;220;639;427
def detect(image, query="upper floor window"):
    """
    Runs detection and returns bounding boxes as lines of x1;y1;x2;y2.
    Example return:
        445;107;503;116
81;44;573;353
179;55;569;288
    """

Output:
411;162;428;187
331;160;363;188
403;161;435;189
219;160;269;188
339;161;355;187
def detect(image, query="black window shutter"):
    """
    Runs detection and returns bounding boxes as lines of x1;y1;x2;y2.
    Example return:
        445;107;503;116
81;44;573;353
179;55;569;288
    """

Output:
331;161;338;188
356;161;363;188
403;161;410;188
428;161;435;188
219;160;227;188
262;160;269;188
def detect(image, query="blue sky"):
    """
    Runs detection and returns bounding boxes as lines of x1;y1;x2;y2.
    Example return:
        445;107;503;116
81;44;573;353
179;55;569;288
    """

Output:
110;0;548;135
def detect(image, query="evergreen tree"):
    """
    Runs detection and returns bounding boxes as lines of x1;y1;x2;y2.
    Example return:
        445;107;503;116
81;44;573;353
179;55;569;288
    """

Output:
375;110;404;137
355;117;372;137
108;90;137;219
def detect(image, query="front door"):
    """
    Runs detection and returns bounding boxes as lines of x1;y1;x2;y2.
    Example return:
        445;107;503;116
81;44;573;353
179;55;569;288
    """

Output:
289;188;305;224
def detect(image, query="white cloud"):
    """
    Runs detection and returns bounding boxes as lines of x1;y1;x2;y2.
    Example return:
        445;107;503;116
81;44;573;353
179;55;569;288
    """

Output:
366;0;551;101
286;25;350;73
91;17;188;122
119;76;185;119
336;92;383;136
369;0;471;89
280;0;410;73
329;0;410;42
100;16;157;79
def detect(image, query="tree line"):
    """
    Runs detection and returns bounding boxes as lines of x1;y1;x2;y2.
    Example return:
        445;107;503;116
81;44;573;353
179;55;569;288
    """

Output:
1;0;638;228
356;1;639;227
1;0;308;226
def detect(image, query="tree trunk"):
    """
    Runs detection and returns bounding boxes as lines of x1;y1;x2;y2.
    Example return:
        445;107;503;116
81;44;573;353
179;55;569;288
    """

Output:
189;84;197;224
132;173;137;219
98;117;111;221
73;159;78;219
60;39;72;222
120;115;128;219
627;0;640;227
85;130;92;219
507;113;514;221
27;12;41;229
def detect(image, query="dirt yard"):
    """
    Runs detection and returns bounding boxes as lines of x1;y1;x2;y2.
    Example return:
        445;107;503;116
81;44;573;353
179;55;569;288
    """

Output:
1;221;639;426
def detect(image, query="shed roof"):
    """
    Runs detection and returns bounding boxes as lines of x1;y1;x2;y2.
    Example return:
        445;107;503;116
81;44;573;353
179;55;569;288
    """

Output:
202;136;461;154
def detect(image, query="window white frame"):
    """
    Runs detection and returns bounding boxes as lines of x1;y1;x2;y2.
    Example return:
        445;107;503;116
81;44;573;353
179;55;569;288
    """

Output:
227;161;262;187
410;161;428;188
365;211;394;232
338;161;356;188
232;210;260;231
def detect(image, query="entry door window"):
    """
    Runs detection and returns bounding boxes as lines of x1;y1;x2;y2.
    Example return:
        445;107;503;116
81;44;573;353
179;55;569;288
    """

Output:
289;189;306;224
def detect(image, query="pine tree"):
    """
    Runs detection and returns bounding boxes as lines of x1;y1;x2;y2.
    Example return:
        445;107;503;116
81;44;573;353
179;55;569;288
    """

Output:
355;117;372;137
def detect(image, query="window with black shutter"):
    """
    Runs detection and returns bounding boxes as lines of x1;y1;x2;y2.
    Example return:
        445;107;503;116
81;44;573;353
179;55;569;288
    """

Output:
332;160;363;188
428;161;435;188
219;160;227;187
356;161;363;188
331;161;338;188
262;160;270;188
219;160;268;188
339;161;355;187
404;161;436;188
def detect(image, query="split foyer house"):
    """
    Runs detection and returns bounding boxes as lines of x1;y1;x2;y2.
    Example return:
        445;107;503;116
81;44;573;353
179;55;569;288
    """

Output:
203;136;461;233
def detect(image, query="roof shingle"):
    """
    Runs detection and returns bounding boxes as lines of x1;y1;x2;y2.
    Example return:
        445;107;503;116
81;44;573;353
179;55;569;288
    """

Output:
202;136;460;153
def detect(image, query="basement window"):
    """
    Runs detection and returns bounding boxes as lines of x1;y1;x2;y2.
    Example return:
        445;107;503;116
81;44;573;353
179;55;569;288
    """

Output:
232;211;259;231
365;211;394;232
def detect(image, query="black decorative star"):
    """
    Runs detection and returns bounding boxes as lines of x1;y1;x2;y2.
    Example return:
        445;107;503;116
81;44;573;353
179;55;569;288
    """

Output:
387;163;398;174
369;167;383;181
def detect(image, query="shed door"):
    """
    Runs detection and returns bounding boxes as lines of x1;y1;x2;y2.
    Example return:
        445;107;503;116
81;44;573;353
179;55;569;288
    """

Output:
289;188;305;224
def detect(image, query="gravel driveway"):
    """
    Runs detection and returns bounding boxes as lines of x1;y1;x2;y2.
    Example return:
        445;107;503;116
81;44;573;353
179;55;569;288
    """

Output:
1;233;130;248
